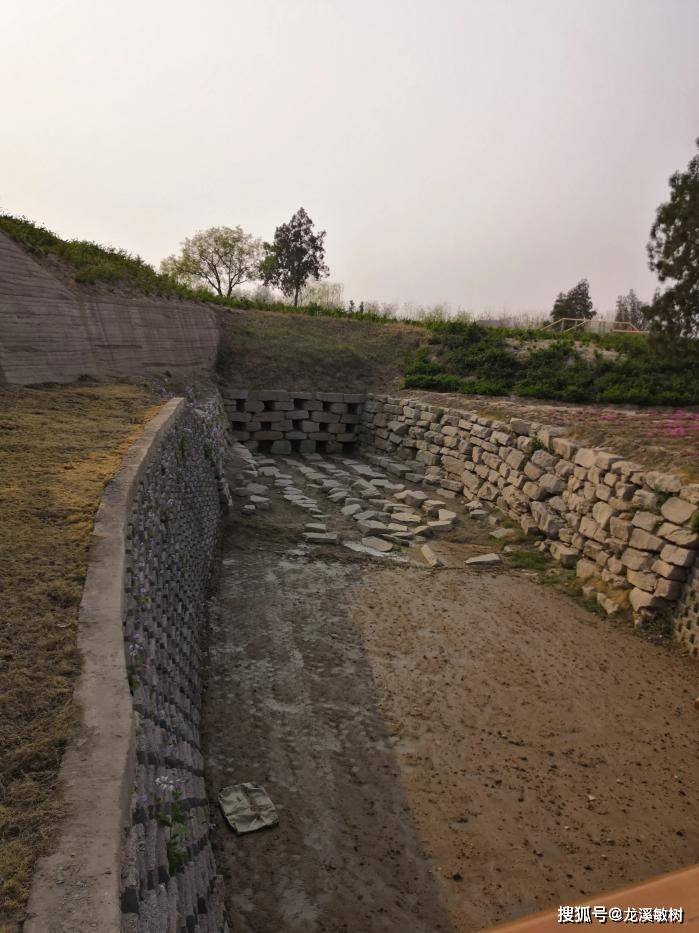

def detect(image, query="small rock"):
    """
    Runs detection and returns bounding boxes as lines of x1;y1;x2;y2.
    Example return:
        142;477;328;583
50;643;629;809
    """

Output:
239;482;269;496
422;499;446;516
490;528;517;541
465;553;502;566
393;513;423;525
305;523;327;532
420;544;442;568
427;520;453;532
303;532;339;544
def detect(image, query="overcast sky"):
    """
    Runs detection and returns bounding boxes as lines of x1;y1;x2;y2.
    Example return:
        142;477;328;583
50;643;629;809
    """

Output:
3;0;698;314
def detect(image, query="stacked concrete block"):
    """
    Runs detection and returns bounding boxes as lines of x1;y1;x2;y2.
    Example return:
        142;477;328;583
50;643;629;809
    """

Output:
121;404;230;931
222;389;364;455
359;394;699;653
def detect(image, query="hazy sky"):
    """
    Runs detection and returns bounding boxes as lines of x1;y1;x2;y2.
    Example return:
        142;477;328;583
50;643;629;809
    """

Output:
3;0;698;314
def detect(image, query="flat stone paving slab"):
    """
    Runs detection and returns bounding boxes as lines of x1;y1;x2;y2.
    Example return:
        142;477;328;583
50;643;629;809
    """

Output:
361;536;394;553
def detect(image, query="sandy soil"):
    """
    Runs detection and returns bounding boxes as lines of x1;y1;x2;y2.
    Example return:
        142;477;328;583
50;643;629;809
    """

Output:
203;460;699;933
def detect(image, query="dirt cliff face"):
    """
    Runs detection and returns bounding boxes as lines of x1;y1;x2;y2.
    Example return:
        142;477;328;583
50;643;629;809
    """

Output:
0;231;220;386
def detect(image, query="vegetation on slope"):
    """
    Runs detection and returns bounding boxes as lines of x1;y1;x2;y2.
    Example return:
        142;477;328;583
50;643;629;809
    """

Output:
405;321;699;406
0;384;160;930
218;307;425;392
3;213;698;407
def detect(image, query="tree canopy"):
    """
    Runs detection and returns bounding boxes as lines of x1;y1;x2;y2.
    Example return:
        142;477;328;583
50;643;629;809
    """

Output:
646;138;699;338
161;225;263;297
260;207;329;306
614;289;647;330
550;279;596;322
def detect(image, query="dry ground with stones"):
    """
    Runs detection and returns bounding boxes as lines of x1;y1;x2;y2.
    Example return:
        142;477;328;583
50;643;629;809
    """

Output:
409;391;699;483
203;450;699;933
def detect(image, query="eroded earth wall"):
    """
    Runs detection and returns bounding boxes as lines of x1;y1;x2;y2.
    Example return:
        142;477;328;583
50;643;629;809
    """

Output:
357;394;699;656
120;398;232;932
0;231;220;385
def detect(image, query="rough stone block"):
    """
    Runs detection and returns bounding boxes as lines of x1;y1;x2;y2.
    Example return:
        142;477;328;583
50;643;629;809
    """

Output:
631;510;658;532
655;578;683;600
644;471;682;495
628;528;663;552
608;516;631;543
531;449;558;471
657;522;698;549
550;542;579;568
651;558;687;580
540;473;566;495
576;559;598;581
595;451;622;470
629;587;666;612
591;501;615;530
551;437;578;460
575;448;597;468
659;544;694;567
627;569;658;593
660;497;696;525
632;489;658;511
621;548;652;571
509;418;532;436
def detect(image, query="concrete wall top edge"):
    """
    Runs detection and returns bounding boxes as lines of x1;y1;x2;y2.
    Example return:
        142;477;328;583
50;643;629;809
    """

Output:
23;398;186;933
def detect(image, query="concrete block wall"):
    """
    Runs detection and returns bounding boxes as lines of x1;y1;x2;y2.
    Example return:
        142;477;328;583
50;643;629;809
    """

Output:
359;394;699;656
222;389;364;455
120;400;231;933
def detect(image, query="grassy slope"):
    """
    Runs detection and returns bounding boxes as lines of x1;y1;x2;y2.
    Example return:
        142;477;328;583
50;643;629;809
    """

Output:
4;211;697;408
217;307;427;392
405;322;699;407
0;384;160;931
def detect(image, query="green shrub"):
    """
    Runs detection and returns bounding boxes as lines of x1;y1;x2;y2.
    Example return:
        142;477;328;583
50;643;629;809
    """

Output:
405;322;699;406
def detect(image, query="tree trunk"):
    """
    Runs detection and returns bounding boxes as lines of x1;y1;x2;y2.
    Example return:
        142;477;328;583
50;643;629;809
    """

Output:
294;286;299;307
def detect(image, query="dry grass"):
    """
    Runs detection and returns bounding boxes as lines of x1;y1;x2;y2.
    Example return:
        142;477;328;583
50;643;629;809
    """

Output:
0;383;160;931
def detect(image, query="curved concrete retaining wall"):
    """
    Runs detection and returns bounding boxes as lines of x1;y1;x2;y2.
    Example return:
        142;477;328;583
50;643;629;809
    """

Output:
357;394;699;656
25;396;232;933
0;231;220;385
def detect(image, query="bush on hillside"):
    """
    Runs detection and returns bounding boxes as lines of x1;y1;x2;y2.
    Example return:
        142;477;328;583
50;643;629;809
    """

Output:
404;321;699;406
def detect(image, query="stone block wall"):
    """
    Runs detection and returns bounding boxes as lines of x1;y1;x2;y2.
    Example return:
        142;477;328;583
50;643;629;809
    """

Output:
120;400;231;932
222;388;364;455
359;394;699;656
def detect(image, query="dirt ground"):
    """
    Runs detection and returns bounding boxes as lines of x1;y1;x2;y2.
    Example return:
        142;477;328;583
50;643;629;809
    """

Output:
203;458;699;933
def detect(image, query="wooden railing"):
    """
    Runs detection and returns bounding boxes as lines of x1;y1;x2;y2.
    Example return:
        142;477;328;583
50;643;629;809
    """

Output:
541;318;647;334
